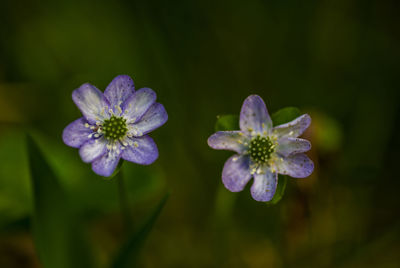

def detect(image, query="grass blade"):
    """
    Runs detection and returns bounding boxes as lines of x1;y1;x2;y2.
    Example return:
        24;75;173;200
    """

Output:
111;193;169;268
27;134;93;268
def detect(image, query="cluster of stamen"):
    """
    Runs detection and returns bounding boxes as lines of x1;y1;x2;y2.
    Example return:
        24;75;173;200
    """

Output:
249;135;274;164
102;115;128;140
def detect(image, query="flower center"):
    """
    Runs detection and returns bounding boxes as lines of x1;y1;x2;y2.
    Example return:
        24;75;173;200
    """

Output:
102;115;128;140
249;135;274;164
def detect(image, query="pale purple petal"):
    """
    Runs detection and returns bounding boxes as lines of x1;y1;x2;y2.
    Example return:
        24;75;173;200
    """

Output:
122;88;156;123
104;75;135;113
128;103;168;136
91;145;122;177
72;83;110;124
240;95;272;134
275;137;311;157
79;138;107;163
121;135;159;165
274;153;314;178
272;114;311;138
222;154;252;192
250;169;278;202
207;131;249;153
62;118;91;148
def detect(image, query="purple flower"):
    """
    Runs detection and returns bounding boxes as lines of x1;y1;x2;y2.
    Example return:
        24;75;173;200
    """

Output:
63;75;168;177
207;95;313;202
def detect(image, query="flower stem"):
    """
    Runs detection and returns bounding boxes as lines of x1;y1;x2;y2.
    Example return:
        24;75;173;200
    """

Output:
116;168;133;233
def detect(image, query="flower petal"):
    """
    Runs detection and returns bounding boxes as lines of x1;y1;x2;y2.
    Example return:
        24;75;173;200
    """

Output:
274;153;314;178
79;138;107;163
122;87;156;123
250;169;277;202
72;83;109;123
207;131;249;153
240;95;272;134
62;118;91;148
91;145;122;177
121;135;159;165
275;137;311;157
222;154;252;192
104;75;135;114
128;103;168;136
272;114;311;138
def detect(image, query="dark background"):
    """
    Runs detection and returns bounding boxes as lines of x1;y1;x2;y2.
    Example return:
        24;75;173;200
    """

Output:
0;0;399;267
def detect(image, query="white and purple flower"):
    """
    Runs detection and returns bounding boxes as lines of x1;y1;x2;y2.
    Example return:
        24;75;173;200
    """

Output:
207;95;313;202
63;75;168;177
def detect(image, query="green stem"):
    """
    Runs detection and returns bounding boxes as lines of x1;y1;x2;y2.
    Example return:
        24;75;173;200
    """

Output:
117;169;133;233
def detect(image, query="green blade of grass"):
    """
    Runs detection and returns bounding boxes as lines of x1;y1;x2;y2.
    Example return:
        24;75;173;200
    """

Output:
111;193;169;268
27;134;93;268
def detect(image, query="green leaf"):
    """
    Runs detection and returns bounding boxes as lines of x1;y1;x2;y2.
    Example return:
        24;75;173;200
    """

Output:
111;193;169;268
215;114;239;131
265;175;287;205
271;107;301;126
107;160;125;179
27;135;93;268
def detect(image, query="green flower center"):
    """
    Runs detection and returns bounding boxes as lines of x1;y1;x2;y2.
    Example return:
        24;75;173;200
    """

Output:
249;136;274;164
102;115;128;140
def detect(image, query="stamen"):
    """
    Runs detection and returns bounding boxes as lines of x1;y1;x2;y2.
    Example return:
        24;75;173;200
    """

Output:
102;115;128;141
249;135;274;164
115;104;123;115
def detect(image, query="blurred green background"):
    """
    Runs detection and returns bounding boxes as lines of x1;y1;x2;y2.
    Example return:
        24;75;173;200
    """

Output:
0;0;399;267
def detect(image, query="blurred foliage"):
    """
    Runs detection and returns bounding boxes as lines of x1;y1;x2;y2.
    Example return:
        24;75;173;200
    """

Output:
0;0;399;267
311;111;344;154
27;135;93;268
